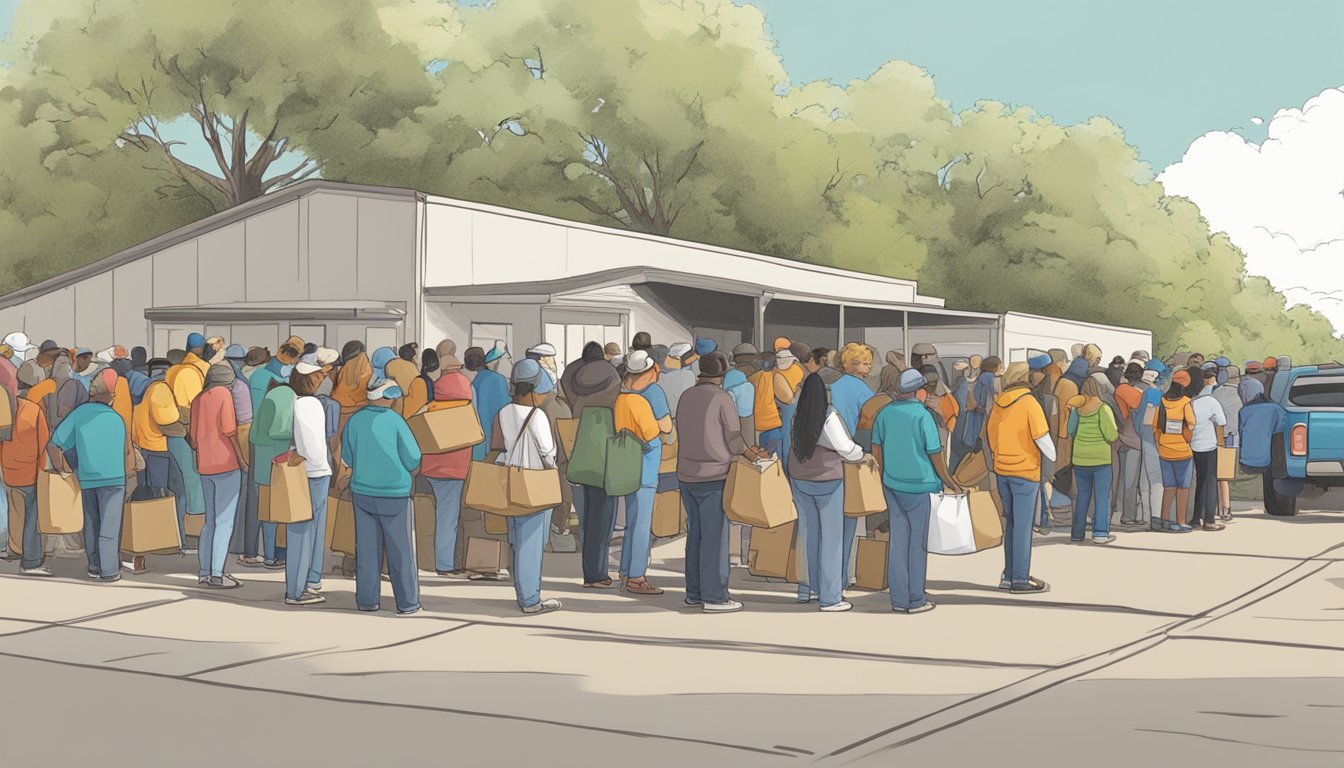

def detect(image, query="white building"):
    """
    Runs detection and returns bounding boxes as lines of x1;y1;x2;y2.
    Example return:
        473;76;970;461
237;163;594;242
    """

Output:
0;180;1150;372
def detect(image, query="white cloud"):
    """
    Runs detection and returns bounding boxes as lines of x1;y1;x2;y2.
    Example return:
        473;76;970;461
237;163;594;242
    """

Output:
1250;116;1263;125
1158;86;1344;336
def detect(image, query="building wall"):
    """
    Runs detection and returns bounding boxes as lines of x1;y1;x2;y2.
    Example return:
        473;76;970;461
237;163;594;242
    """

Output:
1002;312;1151;365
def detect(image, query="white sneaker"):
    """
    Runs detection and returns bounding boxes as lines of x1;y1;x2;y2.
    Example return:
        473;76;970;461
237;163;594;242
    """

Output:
702;600;744;614
20;565;54;577
521;598;562;615
820;600;853;612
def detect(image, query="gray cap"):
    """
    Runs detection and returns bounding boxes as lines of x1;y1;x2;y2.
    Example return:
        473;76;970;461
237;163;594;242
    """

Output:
897;368;927;394
731;342;758;358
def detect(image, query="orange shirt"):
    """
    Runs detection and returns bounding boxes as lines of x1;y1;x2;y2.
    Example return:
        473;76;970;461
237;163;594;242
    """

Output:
1153;396;1195;461
1114;382;1142;421
614;392;660;442
749;369;781;432
775;365;805;405
987;387;1050;482
111;376;133;436
1;397;50;487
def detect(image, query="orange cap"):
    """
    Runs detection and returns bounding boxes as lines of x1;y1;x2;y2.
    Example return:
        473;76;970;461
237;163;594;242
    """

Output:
773;337;792;352
1263;357;1277;370
1171;370;1192;387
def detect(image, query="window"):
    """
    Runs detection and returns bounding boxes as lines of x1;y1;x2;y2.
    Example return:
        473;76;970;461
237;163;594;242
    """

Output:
1288;376;1344;408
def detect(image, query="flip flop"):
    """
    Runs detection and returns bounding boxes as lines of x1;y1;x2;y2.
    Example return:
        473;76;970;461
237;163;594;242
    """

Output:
623;579;664;595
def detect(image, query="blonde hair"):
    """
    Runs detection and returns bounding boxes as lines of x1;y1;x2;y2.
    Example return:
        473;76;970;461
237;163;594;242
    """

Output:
839;342;873;368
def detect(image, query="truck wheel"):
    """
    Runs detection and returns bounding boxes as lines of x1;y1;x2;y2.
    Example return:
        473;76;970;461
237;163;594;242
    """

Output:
1263;474;1298;517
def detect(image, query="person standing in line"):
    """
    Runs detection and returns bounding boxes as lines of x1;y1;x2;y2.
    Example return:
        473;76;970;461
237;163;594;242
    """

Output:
385;344;420;397
873;369;962;613
47;370;132;582
370;346;398;383
2;385;51;575
1189;365;1228;531
250;352;300;568
164;332;211;552
342;379;422;615
487;359;564;615
469;345;511;465
773;343;807;471
419;346;474;578
987;363;1055;593
614;351;668;596
1212;365;1244;521
190;364;248;589
1027;354;1060;535
283;362;335;606
1067;377;1119;544
677;351;765;613
720;352;757;566
1113;363;1145;527
1235;378;1287;502
1152;369;1197;533
789;373;866;612
821;342;874;583
659;342;698;418
748;347;784;460
221;346;256;559
565;342;622;589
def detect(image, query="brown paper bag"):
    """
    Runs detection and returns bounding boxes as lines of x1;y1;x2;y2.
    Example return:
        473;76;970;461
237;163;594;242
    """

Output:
725;456;797;528
651;490;684;538
407;405;484;454
953;449;989;488
747;520;796;579
269;460;313;524
257;483;272;523
413;493;437;572
465;536;505;573
330;493;356;556
843;459;886;517
855;537;888;590
184;512;205;538
121;495;181;554
38;470;82;535
484;512;508;535
968;490;1004;551
324;495;340;551
464;461;509;513
504;466;562;514
658;439;677;475
556;418;580;459
1217;447;1237;481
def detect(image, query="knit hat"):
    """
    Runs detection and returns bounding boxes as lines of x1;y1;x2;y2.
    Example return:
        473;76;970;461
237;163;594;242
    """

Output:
603;342;622;357
694;338;717;357
789;341;812;363
511;358;544;387
1028;353;1052;371
897;369;927;394
186;333;206;350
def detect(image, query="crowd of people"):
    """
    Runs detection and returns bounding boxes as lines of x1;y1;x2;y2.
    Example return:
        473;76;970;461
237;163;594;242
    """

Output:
0;329;1293;617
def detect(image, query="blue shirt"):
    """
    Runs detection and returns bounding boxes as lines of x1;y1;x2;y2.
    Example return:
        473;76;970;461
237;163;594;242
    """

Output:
471;369;511;462
1237;402;1287;469
871;398;942;494
341;406;422;498
722;369;754;419
637;382;671;420
49;402;126;490
1136;386;1164;441
829;374;873;435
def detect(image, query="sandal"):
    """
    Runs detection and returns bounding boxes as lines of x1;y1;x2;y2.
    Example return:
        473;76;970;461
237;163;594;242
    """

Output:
623;579;664;596
1202;523;1225;531
583;579;614;589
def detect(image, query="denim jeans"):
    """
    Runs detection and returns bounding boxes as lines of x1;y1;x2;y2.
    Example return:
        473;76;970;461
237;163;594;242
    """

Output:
230;445;260;557
258;479;287;563
507;507;550;609
1117;448;1141;523
681;480;730;605
14;485;40;570
1038;480;1051;528
285;476;331;599
81;485;126;579
996;475;1039;586
576;484;617;583
353;493;420;613
777;404;796;472
1071;465;1112;541
759;427;783;462
166;435;205;526
141;450;171;491
199;470;242;578
791;478;845;607
426;477;465;573
620;484;657;580
884;488;931;610
842;515;858;587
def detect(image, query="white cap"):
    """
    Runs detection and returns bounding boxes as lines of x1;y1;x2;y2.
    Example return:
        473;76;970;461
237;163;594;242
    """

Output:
527;343;557;357
366;379;402;401
624;350;655;375
295;361;323;375
3;332;35;354
668;342;693;359
315;346;339;366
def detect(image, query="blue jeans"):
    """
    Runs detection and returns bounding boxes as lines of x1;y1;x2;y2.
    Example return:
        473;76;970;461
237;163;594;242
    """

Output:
14;485;40;570
257;480;287;563
81;485;126;578
681;480;730;605
141;450;170;491
426;477;465;573
166;435;205;527
842;515;858;587
791;478;845;607
1038;480;1051;527
884;488;931;610
759;427;783;461
199;470;241;578
778;403;796;471
1072;465;1112;540
353;493;420;613
285;476;331;599
620;484;657;579
230;446;260;557
507;508;550;609
997;476;1040;586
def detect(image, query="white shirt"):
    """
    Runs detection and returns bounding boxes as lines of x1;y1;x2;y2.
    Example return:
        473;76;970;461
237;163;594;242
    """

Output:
292;396;332;478
496;403;557;470
818;409;864;462
1190;388;1228;453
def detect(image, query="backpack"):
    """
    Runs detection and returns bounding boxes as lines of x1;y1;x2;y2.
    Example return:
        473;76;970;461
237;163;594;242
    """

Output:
604;430;644;497
566;407;615;488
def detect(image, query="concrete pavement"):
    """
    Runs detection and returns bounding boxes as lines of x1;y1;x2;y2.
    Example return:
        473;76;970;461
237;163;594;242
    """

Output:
1;504;1341;765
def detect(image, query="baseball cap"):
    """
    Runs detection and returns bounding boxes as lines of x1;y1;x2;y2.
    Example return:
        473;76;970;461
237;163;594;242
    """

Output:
186;333;206;349
898;369;928;394
694;338;717;357
38;340;60;354
526;343;557;357
484;343;509;364
668;342;692;360
772;337;792;352
245;347;271;366
1028;353;1052;371
624;350;655;375
277;336;305;364
511;358;543;387
536;369;556;395
1200;361;1218;373
1215;357;1230;367
2;332;35;354
1171;370;1192;387
731;343;758;359
95;345;127;363
74;347;92;357
224;344;247;360
366;379;402;401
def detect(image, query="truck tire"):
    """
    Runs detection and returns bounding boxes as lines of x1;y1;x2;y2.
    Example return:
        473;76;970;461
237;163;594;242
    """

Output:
1263;473;1298;517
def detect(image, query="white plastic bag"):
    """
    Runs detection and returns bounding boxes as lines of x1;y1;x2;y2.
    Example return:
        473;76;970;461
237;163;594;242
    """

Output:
928;493;976;555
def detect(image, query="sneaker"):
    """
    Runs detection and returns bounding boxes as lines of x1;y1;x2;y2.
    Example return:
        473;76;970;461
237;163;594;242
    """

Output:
87;569;100;580
98;573;122;583
903;602;937;615
684;597;703;607
263;560;286;570
1167;524;1194;533
181;548;198;556
521;598;562;615
237;556;266;568
821;600;854;612
1092;535;1117;545
1009;578;1050;594
702;600;744;614
20;565;54;577
285;592;326;606
469;571;505;581
208;575;242;589
396;606;422;616
1034;525;1052;535
306;582;323;592
436;569;470;579
998;578;1012;590
198;576;211;585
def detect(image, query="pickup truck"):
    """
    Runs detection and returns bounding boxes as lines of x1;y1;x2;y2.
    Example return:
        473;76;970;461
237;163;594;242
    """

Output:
1265;362;1344;516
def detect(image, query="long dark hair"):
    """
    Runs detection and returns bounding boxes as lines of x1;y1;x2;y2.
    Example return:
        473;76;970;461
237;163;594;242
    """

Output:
791;373;829;463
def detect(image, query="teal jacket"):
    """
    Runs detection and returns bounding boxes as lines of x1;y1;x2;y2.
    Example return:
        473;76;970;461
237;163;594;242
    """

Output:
251;385;296;484
341;406;422;498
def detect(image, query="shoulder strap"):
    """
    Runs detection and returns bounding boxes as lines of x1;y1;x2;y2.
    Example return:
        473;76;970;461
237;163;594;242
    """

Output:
514;406;540;446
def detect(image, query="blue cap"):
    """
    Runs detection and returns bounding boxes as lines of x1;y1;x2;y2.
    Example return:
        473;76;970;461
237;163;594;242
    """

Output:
694;337;717;357
897;368;927;394
1145;360;1167;373
1201;361;1218;372
186;333;206;349
512;358;542;386
224;344;247;360
485;343;509;364
536;369;556;395
1215;357;1230;367
1027;353;1052;371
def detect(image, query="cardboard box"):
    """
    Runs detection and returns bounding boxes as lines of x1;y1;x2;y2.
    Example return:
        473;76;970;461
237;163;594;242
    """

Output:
747;520;796;579
269;460;313;524
37;470;82;535
121;496;182;554
854;537;888;591
407;405;484;454
464;536;506;573
184;512;205;538
968;490;1003;551
725;456;797;528
843;460;887;517
330;493;356;556
7;489;24;557
464;461;509;513
413;493;437;573
651;490;684;538
658;439;677;475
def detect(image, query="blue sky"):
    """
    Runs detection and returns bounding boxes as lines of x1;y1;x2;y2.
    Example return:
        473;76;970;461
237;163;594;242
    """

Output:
2;0;1340;171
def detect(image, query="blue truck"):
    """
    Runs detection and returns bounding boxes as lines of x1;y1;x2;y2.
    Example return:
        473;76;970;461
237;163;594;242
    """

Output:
1264;362;1344;516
